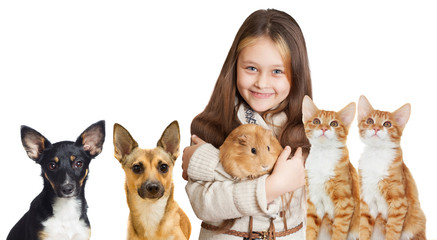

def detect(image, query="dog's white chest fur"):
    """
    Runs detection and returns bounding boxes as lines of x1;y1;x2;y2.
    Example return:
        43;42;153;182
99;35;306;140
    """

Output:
134;194;169;239
359;146;396;219
41;198;90;240
306;145;343;219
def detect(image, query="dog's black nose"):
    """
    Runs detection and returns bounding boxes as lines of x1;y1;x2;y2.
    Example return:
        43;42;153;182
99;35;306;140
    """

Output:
138;181;164;199
146;183;160;194
61;184;75;195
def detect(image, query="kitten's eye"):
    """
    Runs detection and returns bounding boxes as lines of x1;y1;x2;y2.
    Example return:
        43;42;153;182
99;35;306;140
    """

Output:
366;118;374;124
251;148;257;154
48;162;57;171
132;164;143;174
383;121;392;128
330;121;339;127
313;118;321;124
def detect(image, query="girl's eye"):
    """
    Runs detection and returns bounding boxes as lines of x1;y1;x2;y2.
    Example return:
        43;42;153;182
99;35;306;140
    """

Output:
366;118;374;124
159;163;169;173
247;66;258;72
313;118;321;124
383;121;392;128
330;121;339;127
48;162;57;171
273;69;283;74
251;148;257;154
74;160;84;169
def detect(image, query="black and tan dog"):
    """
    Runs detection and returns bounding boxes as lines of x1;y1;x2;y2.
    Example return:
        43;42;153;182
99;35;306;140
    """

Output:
113;121;191;240
7;120;105;240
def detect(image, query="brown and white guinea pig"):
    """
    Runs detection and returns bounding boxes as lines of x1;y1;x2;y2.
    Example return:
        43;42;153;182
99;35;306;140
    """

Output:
219;124;283;180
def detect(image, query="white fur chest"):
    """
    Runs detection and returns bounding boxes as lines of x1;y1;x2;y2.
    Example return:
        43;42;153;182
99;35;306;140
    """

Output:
134;194;169;239
359;146;396;219
41;198;90;240
306;146;343;219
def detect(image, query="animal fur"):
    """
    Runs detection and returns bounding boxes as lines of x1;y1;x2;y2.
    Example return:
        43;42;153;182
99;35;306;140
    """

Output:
113;121;191;240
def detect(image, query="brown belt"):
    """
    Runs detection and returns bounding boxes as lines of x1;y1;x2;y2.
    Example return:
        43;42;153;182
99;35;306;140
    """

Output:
201;220;303;239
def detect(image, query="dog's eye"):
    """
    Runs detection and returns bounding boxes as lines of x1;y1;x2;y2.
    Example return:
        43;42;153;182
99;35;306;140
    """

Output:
251;148;257;155
48;162;57;171
132;164;143;174
159;163;169;173
74;160;84;169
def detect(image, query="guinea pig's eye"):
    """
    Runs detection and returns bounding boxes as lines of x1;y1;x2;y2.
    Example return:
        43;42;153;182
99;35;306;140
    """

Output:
267;146;270;151
251;148;257;155
366;118;374;124
313;118;321;124
383;121;392;128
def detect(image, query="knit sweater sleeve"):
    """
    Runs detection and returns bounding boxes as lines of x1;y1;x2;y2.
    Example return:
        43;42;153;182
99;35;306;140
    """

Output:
185;171;281;222
186;143;220;181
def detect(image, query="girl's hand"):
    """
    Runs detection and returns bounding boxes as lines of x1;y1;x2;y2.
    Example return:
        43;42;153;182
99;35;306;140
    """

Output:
182;135;206;180
265;146;305;203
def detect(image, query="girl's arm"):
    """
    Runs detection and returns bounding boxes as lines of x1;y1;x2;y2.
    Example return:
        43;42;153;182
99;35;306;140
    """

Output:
185;174;281;222
266;147;306;203
182;135;218;181
182;137;305;222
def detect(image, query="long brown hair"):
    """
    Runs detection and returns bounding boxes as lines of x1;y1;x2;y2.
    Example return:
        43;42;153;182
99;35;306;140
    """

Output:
191;9;312;154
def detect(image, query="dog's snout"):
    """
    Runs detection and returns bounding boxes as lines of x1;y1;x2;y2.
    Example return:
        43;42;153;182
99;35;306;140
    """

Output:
146;183;160;194
138;181;164;199
61;183;75;196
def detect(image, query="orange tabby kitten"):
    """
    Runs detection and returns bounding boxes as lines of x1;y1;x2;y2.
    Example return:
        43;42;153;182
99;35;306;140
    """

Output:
302;96;360;240
358;95;426;240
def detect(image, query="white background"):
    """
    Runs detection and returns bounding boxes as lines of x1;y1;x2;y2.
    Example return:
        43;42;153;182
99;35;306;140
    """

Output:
1;1;436;239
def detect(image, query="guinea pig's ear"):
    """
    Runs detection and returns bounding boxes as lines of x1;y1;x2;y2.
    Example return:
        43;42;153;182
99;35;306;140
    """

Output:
236;135;248;146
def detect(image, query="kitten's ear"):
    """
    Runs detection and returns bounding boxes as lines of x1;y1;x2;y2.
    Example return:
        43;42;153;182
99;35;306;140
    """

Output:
338;102;356;128
393;103;411;129
302;95;319;122
358;95;374;121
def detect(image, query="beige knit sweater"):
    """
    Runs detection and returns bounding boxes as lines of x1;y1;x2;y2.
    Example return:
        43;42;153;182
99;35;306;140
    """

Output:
185;143;306;240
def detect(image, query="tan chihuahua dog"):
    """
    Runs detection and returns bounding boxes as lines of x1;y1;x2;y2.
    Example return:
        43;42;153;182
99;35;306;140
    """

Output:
113;121;191;240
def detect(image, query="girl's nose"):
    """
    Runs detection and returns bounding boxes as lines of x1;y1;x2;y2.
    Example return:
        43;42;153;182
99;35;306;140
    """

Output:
255;73;269;88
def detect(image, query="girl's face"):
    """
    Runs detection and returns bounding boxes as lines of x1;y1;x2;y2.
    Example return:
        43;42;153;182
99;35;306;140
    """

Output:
236;36;291;115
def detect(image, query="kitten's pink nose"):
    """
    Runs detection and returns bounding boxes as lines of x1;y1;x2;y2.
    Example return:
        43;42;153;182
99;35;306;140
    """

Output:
374;128;380;134
321;127;328;134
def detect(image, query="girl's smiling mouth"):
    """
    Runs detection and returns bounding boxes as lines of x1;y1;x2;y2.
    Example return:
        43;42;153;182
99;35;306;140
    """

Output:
250;90;274;99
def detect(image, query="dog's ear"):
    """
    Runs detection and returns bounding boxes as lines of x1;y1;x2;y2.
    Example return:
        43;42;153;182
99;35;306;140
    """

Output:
21;126;52;161
76;120;106;158
113;123;138;163
157;121;180;161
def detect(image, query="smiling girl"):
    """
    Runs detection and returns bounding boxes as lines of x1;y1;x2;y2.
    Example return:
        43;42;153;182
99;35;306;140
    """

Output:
182;9;312;239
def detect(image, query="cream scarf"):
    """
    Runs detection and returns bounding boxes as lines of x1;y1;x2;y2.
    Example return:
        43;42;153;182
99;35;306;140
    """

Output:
236;103;288;137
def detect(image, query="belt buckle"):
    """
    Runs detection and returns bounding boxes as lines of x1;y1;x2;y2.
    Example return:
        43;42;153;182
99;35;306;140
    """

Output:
258;231;268;240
